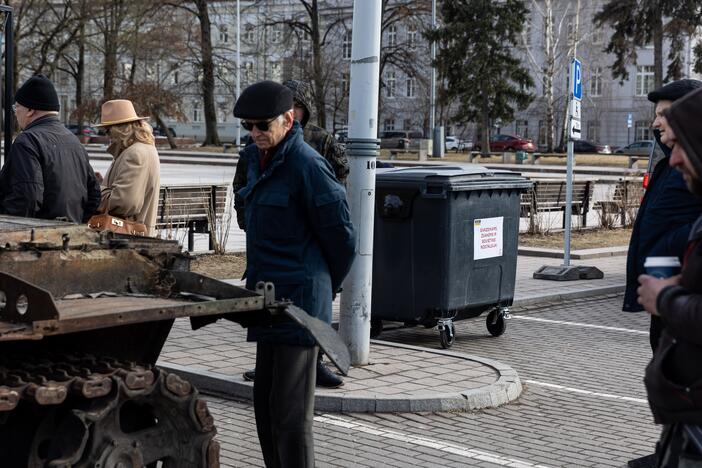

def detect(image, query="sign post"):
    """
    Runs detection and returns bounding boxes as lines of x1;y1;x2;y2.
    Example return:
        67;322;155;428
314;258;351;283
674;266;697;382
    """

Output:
533;58;603;281
627;113;633;144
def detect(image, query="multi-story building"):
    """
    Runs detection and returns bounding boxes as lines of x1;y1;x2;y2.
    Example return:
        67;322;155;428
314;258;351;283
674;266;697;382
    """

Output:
42;1;699;148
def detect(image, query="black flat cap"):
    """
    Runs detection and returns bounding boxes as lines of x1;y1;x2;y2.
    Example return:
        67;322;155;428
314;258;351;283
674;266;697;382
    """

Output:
648;79;702;103
234;80;293;120
15;74;60;111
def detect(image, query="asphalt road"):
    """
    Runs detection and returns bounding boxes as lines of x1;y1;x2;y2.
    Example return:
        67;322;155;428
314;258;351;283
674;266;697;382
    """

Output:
206;293;659;468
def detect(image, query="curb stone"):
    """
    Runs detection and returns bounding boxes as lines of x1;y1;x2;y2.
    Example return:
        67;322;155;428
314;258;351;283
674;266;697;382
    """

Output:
159;340;522;413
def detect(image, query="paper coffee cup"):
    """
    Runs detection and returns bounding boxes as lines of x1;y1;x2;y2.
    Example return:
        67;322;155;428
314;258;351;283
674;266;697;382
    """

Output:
644;256;682;278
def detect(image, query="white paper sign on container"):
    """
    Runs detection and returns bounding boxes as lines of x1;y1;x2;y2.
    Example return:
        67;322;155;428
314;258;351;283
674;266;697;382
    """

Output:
473;217;503;260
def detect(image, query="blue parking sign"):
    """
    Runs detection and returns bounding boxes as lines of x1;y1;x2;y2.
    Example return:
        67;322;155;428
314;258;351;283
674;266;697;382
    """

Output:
572;58;582;101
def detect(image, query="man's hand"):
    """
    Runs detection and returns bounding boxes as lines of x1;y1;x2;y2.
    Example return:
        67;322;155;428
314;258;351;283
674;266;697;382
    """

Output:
637;274;681;315
95;171;104;185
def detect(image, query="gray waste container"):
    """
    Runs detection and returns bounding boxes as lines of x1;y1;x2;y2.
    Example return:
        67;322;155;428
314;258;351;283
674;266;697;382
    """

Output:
371;165;532;348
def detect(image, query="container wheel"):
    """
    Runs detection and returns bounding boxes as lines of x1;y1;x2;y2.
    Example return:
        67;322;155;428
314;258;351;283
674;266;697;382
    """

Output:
486;310;507;337
438;322;455;349
370;319;383;338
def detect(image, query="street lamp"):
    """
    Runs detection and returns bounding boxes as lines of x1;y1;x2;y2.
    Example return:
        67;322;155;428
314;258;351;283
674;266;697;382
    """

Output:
235;0;241;147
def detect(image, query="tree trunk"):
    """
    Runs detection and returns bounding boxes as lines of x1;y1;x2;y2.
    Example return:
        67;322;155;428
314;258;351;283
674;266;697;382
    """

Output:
155;113;177;149
481;90;490;156
102;3;119;101
545;1;555;151
309;0;326;128
76;9;85;134
194;0;220;146
652;16;663;90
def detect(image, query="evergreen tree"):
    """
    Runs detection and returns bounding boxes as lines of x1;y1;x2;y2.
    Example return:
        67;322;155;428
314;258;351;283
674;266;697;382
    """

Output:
425;0;534;154
594;0;702;88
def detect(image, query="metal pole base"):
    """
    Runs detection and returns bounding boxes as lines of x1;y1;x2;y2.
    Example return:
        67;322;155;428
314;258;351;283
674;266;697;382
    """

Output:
532;265;604;281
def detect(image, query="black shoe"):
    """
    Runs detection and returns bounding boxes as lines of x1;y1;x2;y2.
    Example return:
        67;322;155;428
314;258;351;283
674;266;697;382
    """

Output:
243;369;255;382
316;360;343;388
627;453;657;468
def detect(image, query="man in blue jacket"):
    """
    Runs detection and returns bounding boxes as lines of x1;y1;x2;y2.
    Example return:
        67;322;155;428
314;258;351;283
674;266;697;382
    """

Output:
625;80;702;468
234;81;356;468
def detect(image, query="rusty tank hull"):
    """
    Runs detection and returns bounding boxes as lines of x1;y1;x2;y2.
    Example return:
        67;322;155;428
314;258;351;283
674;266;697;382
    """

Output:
0;216;349;467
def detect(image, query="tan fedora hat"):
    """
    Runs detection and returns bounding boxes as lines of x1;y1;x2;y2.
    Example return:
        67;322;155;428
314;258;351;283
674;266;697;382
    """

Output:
96;99;148;127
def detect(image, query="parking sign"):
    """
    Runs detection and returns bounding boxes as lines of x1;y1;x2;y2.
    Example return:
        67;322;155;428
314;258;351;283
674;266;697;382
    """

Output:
571;58;582;101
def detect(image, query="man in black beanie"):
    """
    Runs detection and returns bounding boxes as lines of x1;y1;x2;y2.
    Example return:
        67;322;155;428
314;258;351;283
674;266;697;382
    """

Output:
234;80;356;467
624;80;702;468
0;74;100;222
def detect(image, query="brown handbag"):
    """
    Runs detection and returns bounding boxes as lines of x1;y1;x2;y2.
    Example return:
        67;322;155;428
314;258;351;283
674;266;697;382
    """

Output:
88;213;147;236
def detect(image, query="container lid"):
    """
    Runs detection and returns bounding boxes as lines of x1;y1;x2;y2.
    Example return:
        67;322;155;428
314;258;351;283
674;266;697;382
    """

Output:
376;164;532;194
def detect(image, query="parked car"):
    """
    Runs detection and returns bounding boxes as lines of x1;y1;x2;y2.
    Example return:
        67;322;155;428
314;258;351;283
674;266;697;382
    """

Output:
445;136;473;152
473;134;537;153
615;140;654;156
153;125;177;137
379;130;423;149
66;124;98;137
555;140;612;154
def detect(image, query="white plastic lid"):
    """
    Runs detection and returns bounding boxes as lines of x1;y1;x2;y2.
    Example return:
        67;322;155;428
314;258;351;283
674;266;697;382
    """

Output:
644;256;681;267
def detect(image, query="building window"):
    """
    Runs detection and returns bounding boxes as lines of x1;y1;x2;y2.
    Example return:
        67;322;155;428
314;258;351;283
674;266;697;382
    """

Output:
636;66;654;96
387;25;397;47
386;72;396;98
384;119;395;131
541;73;548;96
587;120;600;142
635;120;652;140
271;24;282;44
406;77;416;98
515;120;529;139
270;62;281;82
408;25;417;47
566;15;575;46
219;25;229;43
591;28;603;45
243;61;254;85
193;103;201;122
403;119;413;130
341;73;349;94
244;24;255;42
173;71;179;85
590;66;602;96
343;31;352;59
523;19;532;47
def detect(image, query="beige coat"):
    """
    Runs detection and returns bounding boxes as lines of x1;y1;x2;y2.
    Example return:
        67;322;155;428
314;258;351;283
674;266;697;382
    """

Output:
99;142;160;235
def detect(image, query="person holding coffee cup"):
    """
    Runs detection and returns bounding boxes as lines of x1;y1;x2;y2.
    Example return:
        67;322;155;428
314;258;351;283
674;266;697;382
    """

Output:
637;87;702;466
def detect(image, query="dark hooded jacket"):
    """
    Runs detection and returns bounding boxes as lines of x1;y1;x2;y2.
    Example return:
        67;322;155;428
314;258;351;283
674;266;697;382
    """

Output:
0;116;100;223
240;122;356;346
623;130;702;315
645;88;702;425
232;80;349;230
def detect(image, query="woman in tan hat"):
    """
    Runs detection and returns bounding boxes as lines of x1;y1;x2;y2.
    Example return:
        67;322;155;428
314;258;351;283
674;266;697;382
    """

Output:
97;99;160;235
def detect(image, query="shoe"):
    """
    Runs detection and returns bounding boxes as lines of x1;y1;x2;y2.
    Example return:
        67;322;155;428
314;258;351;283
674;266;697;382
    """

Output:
316;359;343;388
243;369;255;382
627;453;657;468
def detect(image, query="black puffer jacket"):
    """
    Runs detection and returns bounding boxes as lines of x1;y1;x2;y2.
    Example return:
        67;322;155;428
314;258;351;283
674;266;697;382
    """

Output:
623;130;702;313
0;116;100;223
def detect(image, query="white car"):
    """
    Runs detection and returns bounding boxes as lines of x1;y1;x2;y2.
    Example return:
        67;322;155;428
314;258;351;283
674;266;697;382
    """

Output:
445;136;471;152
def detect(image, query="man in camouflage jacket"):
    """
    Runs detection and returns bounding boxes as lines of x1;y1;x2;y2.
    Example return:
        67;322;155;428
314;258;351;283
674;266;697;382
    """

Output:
233;80;351;389
232;79;349;231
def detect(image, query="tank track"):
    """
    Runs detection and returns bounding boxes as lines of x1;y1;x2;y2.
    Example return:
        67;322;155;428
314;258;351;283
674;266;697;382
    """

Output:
0;354;219;467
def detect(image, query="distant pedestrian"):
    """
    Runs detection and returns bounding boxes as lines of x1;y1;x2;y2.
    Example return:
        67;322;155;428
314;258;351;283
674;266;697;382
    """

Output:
96;99;160;235
0;74;100;222
624;79;702;468
234;80;355;467
234;79;350;389
637;87;702;468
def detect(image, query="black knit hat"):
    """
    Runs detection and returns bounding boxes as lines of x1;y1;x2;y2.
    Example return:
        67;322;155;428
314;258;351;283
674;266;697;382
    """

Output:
233;81;293;120
666;88;702;183
283;79;313;127
647;79;702;103
15;74;60;111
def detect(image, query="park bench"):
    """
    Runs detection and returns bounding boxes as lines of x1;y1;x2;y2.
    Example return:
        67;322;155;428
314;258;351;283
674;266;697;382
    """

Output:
520;179;593;229
155;184;229;251
594;179;644;227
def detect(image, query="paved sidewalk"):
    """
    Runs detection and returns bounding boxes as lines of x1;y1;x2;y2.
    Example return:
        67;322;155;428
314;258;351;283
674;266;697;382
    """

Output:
158;253;627;413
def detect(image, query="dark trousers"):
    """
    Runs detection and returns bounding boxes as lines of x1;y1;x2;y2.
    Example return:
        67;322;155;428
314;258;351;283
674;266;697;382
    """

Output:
254;342;318;468
651;315;664;352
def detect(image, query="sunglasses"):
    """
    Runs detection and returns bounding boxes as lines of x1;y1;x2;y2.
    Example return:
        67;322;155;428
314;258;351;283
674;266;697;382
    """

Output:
241;116;278;132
